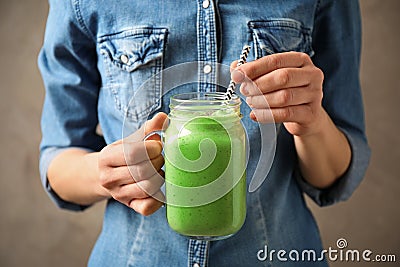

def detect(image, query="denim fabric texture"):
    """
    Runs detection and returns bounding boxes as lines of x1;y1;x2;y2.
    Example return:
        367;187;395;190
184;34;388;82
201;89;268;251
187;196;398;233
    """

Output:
38;0;370;266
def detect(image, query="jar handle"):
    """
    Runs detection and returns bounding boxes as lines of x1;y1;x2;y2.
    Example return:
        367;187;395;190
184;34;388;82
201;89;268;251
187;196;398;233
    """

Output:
143;130;165;145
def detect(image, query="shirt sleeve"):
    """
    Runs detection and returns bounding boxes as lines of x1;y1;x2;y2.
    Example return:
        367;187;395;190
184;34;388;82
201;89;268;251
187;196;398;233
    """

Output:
38;0;106;211
296;0;371;207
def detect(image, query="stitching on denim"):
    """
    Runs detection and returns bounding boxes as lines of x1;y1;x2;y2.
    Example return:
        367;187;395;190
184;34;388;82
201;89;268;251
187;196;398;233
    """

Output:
248;19;314;57
248;20;312;34
197;0;205;91
125;58;163;120
127;215;145;266
256;189;268;245
205;0;217;92
99;44;121;111
315;0;322;18
197;0;218;93
98;28;167;73
98;28;167;121
98;27;167;42
72;0;95;41
214;0;223;61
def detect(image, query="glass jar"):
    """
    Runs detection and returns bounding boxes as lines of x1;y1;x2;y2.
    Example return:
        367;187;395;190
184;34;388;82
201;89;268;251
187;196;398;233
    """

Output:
163;92;246;241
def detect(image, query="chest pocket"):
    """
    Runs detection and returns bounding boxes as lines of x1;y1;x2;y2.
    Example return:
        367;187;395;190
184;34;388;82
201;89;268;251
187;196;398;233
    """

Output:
248;19;314;59
99;27;168;122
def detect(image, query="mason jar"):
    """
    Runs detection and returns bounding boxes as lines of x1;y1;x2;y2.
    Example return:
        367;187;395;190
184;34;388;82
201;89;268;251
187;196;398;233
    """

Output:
162;92;247;241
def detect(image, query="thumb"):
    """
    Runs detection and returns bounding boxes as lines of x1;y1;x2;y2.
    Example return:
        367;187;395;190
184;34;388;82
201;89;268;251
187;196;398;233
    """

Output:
123;112;168;143
143;112;168;136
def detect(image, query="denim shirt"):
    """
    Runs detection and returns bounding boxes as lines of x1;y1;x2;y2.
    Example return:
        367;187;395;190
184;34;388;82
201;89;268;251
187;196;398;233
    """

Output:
38;0;370;266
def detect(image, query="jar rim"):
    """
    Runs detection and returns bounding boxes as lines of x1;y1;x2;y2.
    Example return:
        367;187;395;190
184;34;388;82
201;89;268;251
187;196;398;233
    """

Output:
170;92;241;109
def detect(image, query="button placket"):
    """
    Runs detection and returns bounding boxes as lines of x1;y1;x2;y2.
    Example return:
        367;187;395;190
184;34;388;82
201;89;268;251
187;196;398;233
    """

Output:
197;0;217;93
187;239;210;267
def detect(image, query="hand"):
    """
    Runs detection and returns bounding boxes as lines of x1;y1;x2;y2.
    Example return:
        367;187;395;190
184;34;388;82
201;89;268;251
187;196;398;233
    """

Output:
98;113;168;216
231;52;325;137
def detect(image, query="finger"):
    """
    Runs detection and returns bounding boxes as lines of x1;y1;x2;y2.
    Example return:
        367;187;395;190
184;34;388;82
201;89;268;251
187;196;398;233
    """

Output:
133;171;165;198
257;67;314;94
250;104;314;124
235;52;311;81
125;140;163;166
230;60;238;70
129;154;165;182
100;154;165;189
246;86;317;109
100;140;162;167
98;143;126;168
115;171;165;202
99;166;134;189
129;190;165;216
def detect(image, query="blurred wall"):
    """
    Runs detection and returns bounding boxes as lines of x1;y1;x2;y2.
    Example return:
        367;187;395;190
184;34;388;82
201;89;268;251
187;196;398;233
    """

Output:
0;1;399;266
307;1;400;266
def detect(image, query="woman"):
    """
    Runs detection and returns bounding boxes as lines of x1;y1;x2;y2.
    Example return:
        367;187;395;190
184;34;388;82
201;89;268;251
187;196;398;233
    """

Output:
38;0;370;266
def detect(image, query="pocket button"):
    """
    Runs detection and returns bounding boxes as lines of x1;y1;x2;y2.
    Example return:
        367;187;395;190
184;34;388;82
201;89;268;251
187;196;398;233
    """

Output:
120;54;129;64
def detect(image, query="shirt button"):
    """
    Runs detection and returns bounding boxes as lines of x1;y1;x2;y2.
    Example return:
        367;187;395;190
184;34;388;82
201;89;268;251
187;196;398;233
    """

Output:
120;54;129;64
203;64;212;74
202;0;210;9
193;263;200;267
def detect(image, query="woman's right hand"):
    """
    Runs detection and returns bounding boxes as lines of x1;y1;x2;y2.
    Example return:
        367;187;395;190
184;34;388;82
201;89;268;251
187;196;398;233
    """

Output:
98;112;168;216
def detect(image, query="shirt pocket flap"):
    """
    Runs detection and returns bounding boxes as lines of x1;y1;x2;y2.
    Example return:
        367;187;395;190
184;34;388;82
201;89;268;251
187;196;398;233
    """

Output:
248;19;314;58
99;27;167;72
98;27;168;122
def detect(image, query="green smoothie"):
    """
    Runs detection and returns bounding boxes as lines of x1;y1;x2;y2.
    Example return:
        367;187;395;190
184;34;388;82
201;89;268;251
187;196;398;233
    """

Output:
164;114;246;238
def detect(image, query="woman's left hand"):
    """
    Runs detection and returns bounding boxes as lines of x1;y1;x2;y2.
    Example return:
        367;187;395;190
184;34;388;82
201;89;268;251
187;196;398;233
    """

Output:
231;52;325;137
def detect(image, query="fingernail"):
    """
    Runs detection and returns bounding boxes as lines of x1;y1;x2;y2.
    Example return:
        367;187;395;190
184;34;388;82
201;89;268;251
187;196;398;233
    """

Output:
240;83;249;95
231;69;245;83
250;112;258;122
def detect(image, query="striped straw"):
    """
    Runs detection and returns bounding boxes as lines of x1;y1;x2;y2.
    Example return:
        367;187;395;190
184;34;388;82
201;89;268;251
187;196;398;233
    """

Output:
224;45;251;101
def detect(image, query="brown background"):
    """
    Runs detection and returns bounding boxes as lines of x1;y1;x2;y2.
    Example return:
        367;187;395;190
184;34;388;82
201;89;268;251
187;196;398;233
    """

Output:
0;1;399;266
